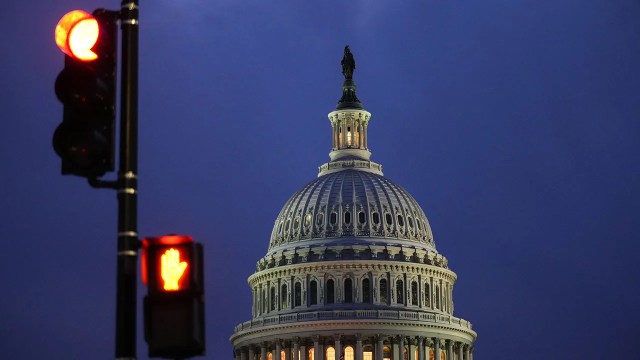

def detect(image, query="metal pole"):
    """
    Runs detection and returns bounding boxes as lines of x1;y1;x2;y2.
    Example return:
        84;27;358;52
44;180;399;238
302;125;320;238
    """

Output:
116;1;139;359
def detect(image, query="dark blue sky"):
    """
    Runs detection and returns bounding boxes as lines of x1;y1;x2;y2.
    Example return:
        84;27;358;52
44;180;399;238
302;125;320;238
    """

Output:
1;1;639;359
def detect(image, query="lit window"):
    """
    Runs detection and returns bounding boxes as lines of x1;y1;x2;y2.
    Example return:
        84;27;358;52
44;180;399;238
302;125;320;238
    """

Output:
304;213;312;227
326;347;335;360
309;348;315;360
345;346;354;360
347;127;352;146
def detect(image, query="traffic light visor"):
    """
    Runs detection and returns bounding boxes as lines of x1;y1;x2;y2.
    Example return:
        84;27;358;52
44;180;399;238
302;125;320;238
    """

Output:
55;10;99;61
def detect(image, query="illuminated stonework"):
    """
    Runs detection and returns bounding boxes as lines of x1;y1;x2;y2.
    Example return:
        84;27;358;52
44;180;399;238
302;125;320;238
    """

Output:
231;52;477;360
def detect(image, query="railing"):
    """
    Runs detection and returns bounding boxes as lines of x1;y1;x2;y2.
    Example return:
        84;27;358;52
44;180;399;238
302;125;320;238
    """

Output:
233;309;473;333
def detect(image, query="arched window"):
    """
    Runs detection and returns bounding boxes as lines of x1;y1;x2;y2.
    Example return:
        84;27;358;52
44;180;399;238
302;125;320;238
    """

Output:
345;346;354;360
344;278;353;303
379;278;388;304
270;287;276;311
396;279;404;304
281;350;286;360
383;346;391;360
362;278;371;303
308;348;314;360
281;284;288;309
268;353;273;360
294;282;302;307
326;347;335;360
309;280;318;305
347;126;352;146
327;279;335;304
411;281;418;305
424;282;430;307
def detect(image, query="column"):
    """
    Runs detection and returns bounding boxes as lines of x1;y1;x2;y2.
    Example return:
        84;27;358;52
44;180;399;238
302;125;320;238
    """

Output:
356;334;363;360
469;346;473;360
433;338;439;360
397;336;404;360
285;341;292;360
445;340;453;360
314;336;324;360
300;344;307;360
261;343;268;360
334;334;342;360
293;338;300;360
376;335;384;360
249;347;255;360
463;344;469;360
457;342;463;360
408;338;416;360
424;339;431;360
416;337;424;360
276;341;282;360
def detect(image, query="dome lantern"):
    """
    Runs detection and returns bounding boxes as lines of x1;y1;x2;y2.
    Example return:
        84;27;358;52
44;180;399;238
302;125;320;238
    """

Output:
320;46;382;176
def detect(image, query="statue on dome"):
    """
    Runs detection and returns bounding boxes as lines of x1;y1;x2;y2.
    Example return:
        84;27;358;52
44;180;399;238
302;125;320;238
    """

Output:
341;45;355;80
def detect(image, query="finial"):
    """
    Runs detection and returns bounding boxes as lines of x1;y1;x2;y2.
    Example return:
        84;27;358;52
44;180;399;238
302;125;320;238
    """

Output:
341;45;355;80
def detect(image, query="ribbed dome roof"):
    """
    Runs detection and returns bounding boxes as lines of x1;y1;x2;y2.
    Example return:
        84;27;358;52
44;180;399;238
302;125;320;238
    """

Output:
267;169;436;255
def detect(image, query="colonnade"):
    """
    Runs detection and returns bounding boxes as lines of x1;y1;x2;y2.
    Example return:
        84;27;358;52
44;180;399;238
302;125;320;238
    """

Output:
234;335;473;360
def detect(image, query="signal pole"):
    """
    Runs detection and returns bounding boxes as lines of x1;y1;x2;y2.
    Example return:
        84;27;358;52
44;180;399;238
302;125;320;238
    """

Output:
116;1;139;359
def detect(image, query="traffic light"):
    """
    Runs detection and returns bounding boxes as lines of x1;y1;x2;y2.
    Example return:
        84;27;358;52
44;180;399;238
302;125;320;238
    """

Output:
53;9;118;178
142;235;205;358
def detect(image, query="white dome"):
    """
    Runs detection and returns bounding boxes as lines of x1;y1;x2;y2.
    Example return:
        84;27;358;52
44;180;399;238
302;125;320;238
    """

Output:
268;169;436;255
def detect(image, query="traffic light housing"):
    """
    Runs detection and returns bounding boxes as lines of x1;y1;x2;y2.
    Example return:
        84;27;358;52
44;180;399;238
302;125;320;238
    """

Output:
142;235;205;358
53;9;118;178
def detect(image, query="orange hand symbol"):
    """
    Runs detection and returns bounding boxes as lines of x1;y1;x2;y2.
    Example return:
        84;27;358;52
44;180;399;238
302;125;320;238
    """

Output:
161;248;188;291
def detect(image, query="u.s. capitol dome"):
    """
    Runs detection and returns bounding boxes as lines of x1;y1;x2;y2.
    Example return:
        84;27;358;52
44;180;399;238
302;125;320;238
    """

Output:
231;47;477;360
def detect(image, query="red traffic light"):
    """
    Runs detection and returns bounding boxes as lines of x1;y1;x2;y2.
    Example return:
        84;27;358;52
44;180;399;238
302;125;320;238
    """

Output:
55;10;100;62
